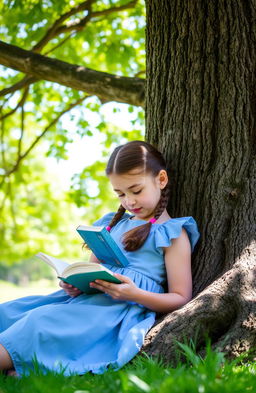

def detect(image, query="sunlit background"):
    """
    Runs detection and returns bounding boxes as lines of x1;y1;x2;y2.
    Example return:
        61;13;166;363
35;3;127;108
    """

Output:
0;0;145;301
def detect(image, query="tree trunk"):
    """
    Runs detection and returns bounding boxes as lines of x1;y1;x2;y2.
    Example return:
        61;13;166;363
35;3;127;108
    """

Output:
143;0;256;361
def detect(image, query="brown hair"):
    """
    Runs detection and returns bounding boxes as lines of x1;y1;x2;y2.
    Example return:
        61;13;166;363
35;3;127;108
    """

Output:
106;140;170;251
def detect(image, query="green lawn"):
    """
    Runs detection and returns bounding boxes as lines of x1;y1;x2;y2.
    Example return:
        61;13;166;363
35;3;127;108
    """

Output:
0;279;58;302
0;342;255;392
0;283;255;392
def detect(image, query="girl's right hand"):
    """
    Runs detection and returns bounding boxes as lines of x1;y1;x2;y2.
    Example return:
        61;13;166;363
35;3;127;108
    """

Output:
59;280;82;297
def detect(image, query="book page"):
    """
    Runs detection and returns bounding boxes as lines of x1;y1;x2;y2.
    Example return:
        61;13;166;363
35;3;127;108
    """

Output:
36;253;70;276
62;261;111;278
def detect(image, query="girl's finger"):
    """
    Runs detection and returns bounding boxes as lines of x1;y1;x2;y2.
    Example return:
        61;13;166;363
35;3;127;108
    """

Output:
94;280;112;288
90;282;108;292
60;281;72;288
113;273;130;283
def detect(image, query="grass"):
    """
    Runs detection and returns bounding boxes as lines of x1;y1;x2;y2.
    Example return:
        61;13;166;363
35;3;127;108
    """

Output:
0;343;255;393
1;284;255;392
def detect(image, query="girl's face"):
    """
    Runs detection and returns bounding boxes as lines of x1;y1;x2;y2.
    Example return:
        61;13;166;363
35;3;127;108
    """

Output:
109;168;168;221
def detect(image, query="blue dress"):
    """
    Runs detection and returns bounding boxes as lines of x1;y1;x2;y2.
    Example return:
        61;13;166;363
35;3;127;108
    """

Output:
0;213;199;376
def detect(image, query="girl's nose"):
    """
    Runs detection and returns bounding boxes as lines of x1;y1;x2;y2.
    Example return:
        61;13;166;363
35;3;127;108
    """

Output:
125;195;136;207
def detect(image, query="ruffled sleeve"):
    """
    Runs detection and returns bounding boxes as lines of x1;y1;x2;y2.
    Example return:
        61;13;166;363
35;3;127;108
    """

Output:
154;216;200;252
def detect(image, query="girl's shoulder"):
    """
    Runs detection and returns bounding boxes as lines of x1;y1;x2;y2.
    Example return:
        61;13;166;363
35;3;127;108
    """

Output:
153;216;200;252
92;213;200;252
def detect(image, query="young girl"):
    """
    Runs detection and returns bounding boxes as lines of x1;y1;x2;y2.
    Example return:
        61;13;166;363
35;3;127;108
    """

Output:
0;140;199;377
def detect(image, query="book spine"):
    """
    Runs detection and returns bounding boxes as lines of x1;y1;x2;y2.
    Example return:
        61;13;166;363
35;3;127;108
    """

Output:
100;228;129;266
98;234;122;266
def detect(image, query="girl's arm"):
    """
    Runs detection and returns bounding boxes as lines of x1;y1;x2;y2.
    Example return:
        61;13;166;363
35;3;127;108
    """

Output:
90;229;193;313
131;229;192;312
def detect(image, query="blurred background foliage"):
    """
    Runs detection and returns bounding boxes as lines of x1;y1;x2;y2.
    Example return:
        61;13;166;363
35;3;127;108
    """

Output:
0;0;145;285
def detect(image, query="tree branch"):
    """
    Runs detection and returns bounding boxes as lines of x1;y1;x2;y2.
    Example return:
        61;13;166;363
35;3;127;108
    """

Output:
0;40;145;107
0;88;29;121
54;0;138;36
0;1;140;102
3;94;89;177
32;0;95;53
0;105;6;171
0;75;37;97
18;90;27;157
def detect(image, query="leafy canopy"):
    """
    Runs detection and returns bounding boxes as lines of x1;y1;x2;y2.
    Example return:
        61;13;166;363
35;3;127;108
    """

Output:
0;0;145;265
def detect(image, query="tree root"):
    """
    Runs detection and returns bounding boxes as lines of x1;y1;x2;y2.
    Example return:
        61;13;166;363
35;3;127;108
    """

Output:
142;257;256;364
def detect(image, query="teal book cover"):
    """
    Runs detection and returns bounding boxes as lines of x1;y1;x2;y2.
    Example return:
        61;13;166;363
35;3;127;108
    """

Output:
59;271;122;294
76;225;129;267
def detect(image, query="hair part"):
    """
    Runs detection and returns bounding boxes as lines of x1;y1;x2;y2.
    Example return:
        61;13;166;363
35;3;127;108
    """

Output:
106;140;166;177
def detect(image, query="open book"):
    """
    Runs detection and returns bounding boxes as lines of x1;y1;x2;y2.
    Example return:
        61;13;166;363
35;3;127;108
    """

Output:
36;252;122;294
76;224;129;267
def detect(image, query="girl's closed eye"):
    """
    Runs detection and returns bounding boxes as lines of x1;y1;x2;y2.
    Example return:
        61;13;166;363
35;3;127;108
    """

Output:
117;190;142;197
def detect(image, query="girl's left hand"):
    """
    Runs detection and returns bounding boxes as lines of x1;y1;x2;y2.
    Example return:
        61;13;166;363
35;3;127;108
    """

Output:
90;273;140;301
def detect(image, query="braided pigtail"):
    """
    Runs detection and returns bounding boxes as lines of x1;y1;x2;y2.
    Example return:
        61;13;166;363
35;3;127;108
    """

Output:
107;204;126;231
122;183;170;251
83;205;126;250
154;182;170;220
122;221;152;251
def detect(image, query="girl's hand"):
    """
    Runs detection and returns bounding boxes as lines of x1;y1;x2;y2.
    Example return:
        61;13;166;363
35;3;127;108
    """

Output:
90;273;140;301
59;280;82;297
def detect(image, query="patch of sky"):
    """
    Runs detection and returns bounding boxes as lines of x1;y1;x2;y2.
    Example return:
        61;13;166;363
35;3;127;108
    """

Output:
123;39;140;48
85;179;99;198
82;41;90;50
1;90;20;108
16;23;28;39
11;128;22;140
111;20;119;29
0;66;19;79
42;0;54;9
72;178;99;198
0;26;8;35
115;70;126;76
101;0;114;6
101;102;144;131
45;131;105;190
31;19;49;31
122;19;137;30
50;37;61;44
136;17;146;29
45;101;144;190
3;0;14;7
45;81;55;88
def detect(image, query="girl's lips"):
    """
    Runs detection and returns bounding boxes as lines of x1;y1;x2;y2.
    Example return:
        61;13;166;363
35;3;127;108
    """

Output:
132;208;142;213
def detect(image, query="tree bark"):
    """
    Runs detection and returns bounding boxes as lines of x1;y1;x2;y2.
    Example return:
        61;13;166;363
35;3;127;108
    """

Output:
144;0;256;361
0;40;145;107
143;250;256;362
